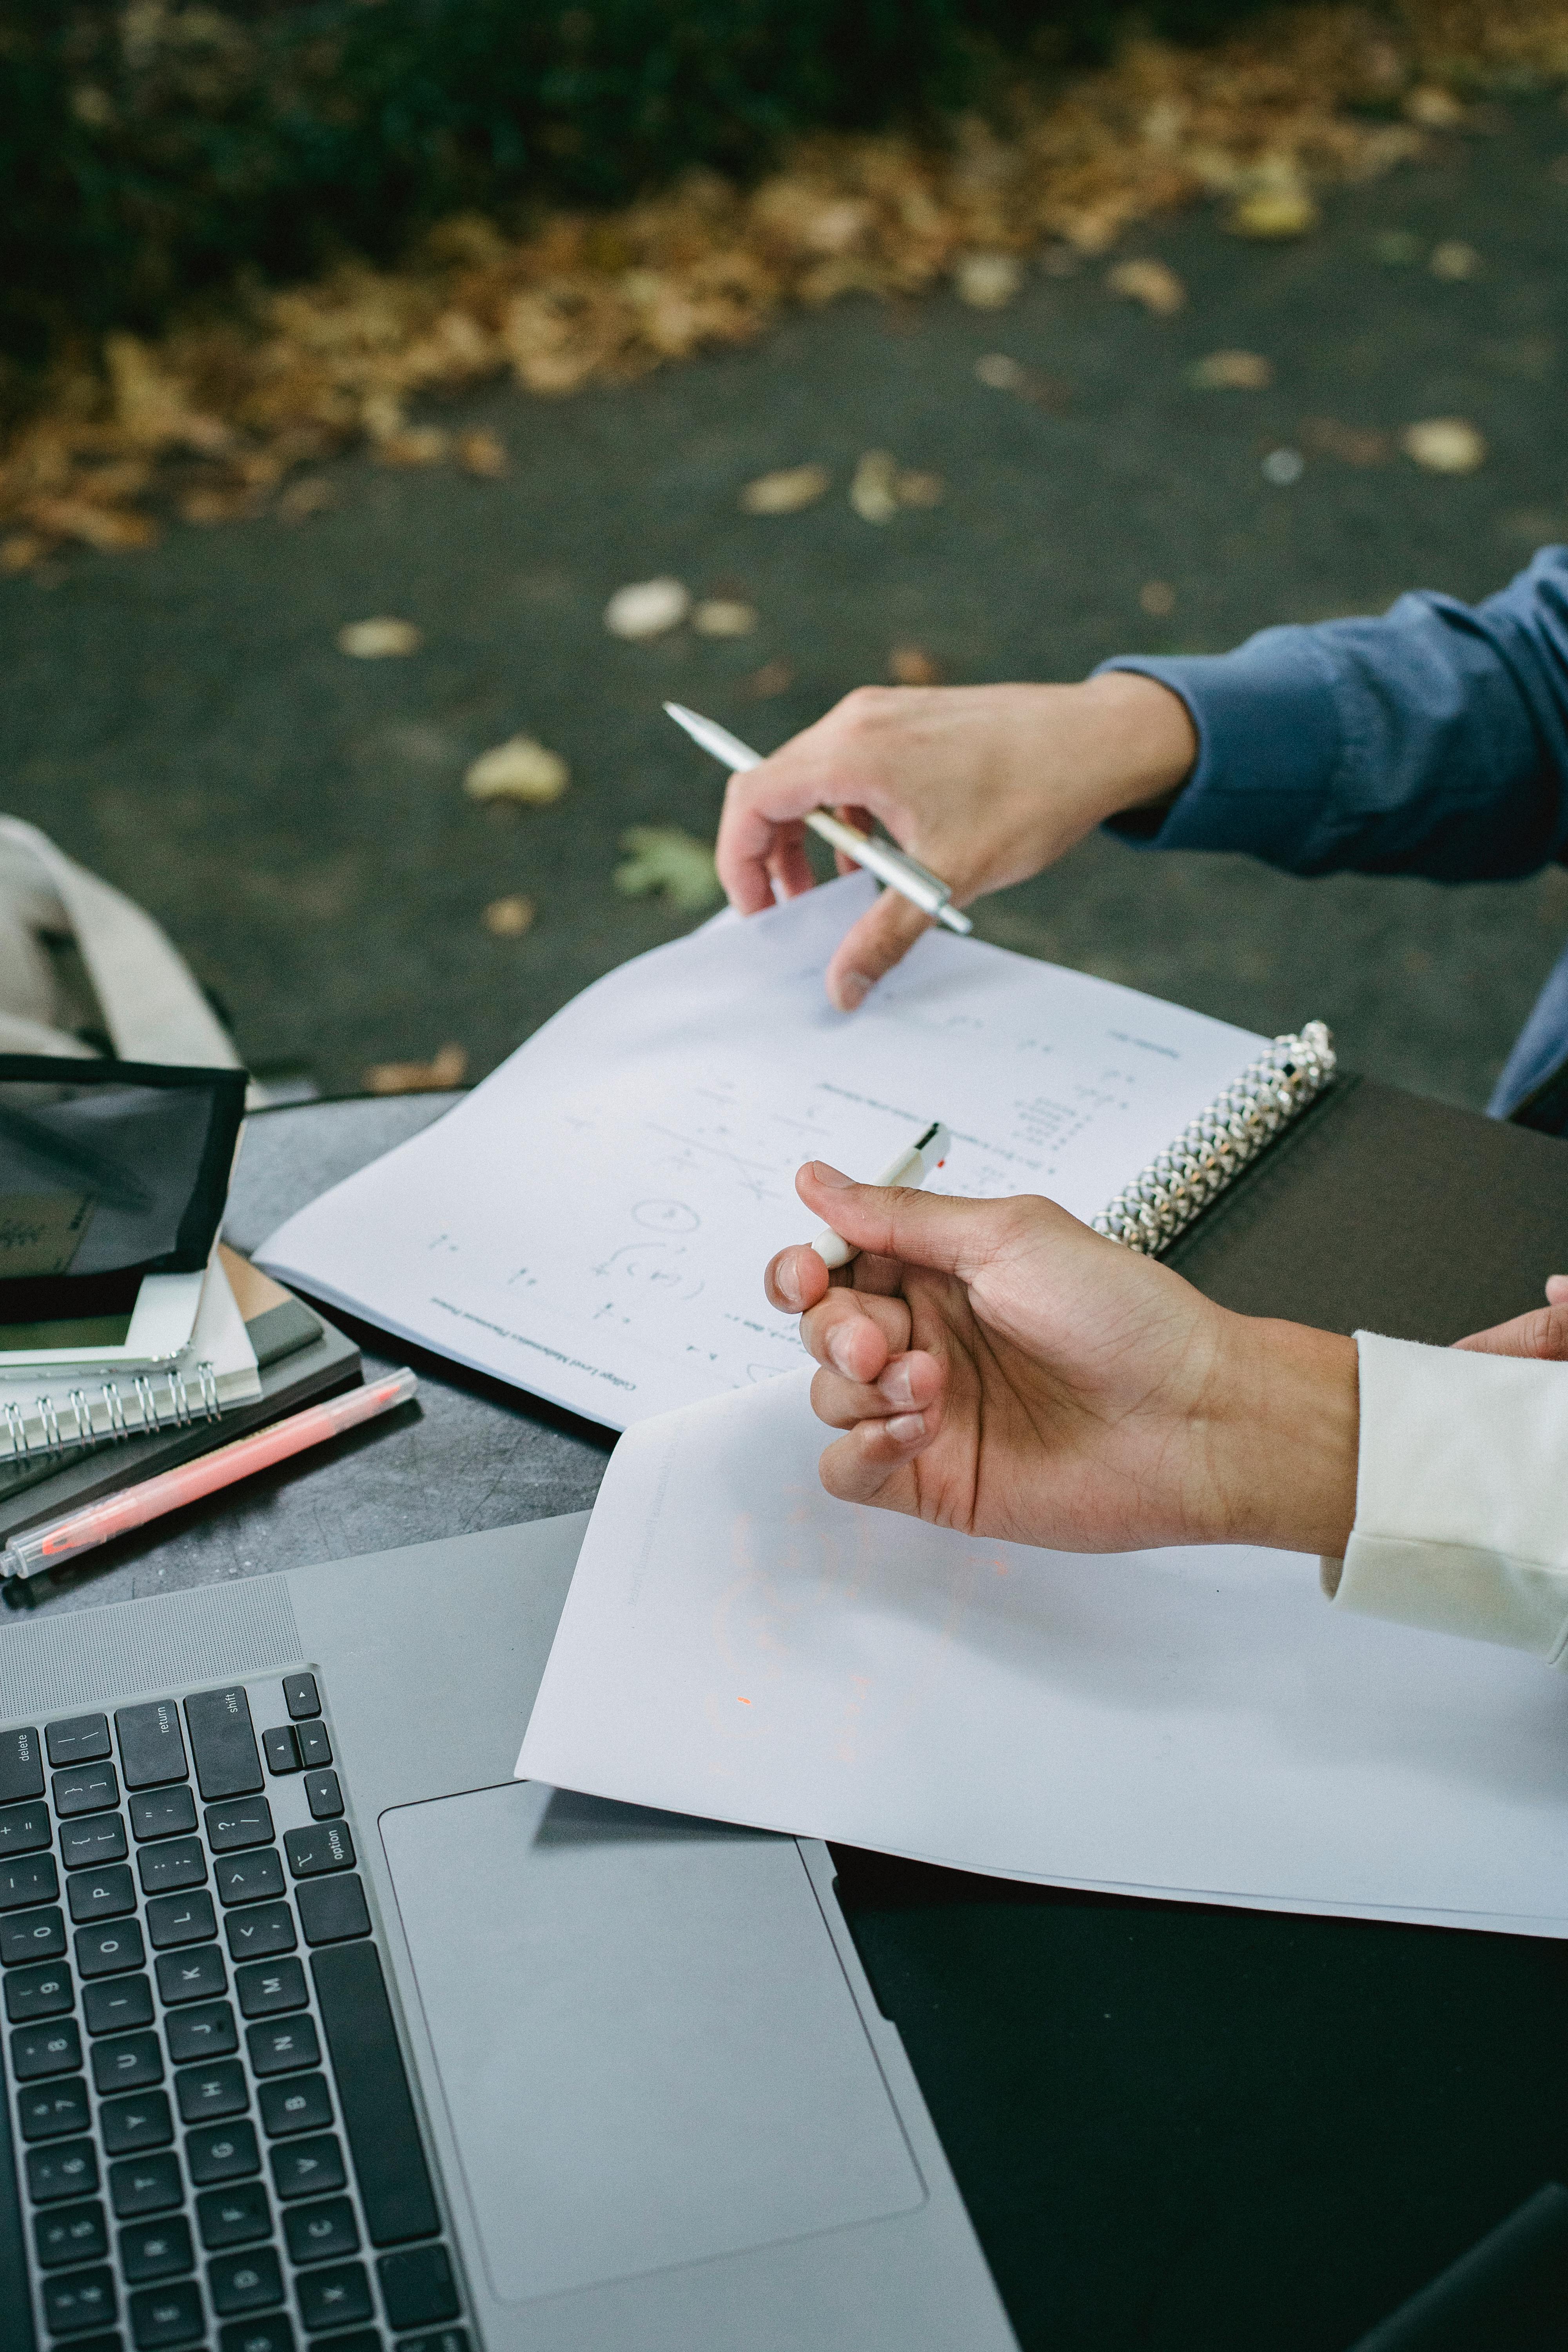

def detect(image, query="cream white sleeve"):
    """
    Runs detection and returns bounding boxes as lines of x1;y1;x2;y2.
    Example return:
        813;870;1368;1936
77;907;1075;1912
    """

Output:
1321;1330;1568;1665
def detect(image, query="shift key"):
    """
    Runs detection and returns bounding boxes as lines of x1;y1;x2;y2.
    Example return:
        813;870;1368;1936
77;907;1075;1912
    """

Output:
184;1690;263;1801
115;1702;188;1790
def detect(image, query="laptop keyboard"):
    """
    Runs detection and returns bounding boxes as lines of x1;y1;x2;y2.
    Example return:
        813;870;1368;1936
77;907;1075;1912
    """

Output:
0;1671;469;2352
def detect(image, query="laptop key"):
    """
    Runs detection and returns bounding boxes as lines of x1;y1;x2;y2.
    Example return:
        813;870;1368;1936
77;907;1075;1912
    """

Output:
99;2092;174;2154
175;2057;249;2123
120;2214;195;2282
284;1823;354;1879
156;1946;228;2006
268;2133;345;2202
209;2245;286;2317
205;1799;274;1855
215;1849;287;1907
76;1920;145;1979
224;1903;295;1962
0;1796;52;1854
115;1703;189;1792
219;2319;296;2352
284;2194;359;2265
129;1788;197;1844
196;2179;272;2249
235;1958;307;2018
296;1875;369;1947
26;2136;99;2201
378;2244;459;2330
138;1839;207;1897
261;1729;300;1776
47;1715;113;1768
258;2071;333;2138
295;1724;332;1770
93;2031;164;2095
109;2154;185;2218
166;1998;238;2064
18;2076;91;2141
185;2120;261;2185
68;1863;136;1924
312;1942;438;2246
0;1723;44;1802
83;1976;155;2038
11;2016;83;2077
283;1675;320;1721
61;1814;130;1871
397;2331;470;2352
2;1902;66;1964
5;1958;74;2021
184;1690;265;1802
53;1763;121;1818
127;2279;205;2348
34;2195;109;2267
296;2258;372;2333
145;1892;217;1950
247;2015;320;2076
42;2263;118;2336
302;1771;343;1822
0;1851;60;1909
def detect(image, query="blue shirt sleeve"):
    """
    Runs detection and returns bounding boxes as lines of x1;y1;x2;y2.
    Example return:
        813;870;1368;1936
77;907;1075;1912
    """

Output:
1095;546;1568;882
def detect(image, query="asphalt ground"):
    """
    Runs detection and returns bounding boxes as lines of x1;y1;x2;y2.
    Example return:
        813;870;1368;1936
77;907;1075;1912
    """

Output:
3;93;1567;1107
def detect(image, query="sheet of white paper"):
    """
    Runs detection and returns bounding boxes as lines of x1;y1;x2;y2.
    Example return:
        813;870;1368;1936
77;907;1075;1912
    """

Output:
258;876;1263;1429
518;1370;1568;1938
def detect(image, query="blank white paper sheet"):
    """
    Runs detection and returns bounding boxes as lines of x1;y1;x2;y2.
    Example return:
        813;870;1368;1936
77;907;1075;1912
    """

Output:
518;1370;1568;1937
256;875;1263;1429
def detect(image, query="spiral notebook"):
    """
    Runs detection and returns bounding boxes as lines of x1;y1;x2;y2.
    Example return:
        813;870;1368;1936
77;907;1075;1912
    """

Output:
258;873;1334;1430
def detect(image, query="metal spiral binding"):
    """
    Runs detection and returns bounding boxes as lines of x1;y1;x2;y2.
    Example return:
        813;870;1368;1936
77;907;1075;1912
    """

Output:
1093;1020;1336;1258
0;1357;224;1462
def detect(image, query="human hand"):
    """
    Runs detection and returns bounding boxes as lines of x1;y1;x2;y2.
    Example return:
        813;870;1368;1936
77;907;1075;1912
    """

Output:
713;674;1197;1011
1453;1275;1568;1360
764;1163;1359;1557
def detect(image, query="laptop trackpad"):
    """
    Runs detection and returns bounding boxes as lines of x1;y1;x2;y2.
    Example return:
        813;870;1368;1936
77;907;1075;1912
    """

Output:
380;1782;923;2304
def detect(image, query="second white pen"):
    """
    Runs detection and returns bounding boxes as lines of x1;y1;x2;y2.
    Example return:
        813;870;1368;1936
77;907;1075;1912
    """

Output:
809;1121;953;1271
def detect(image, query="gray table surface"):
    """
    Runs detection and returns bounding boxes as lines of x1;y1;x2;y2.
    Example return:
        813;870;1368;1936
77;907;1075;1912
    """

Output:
2;1093;612;1622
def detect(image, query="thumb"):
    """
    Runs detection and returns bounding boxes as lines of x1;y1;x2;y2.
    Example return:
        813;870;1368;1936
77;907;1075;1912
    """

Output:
824;889;936;1013
1453;1302;1568;1361
796;1160;1027;1281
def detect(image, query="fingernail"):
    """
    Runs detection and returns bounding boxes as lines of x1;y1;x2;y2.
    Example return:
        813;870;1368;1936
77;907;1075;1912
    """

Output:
809;1161;853;1190
877;1360;915;1408
837;970;873;1011
827;1327;859;1376
884;1412;925;1444
774;1258;802;1310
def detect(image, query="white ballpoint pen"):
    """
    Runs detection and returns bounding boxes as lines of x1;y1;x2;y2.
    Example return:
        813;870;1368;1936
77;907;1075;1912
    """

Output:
810;1121;952;1271
664;701;974;935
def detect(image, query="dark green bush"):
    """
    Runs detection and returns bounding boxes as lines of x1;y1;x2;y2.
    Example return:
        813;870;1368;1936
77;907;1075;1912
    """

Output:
0;0;1266;365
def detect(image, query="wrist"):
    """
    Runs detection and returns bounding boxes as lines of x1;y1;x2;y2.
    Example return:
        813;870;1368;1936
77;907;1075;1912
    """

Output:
1073;672;1198;824
1210;1316;1360;1557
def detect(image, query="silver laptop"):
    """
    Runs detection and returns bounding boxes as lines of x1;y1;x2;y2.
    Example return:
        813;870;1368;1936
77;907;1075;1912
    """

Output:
0;1514;1016;2352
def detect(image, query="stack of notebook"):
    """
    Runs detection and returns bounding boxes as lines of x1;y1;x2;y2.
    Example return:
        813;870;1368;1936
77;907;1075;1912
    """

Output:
0;1243;361;1545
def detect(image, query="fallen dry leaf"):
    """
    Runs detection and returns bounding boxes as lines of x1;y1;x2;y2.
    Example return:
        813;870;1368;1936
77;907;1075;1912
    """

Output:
1106;258;1186;316
180;485;260;526
693;599;758;637
613;826;723;913
464;737;569;804
1302;416;1392;465
975;352;1028;390
889;645;942;684
1139;580;1177;616
377;427;449;467
363;1042;468;1095
1404;83;1466;127
604;577;690;639
483;893;536;937
1402;417;1486;473
1189;348;1274;389
740;464;830;515
850;450;899;523
0;534;44;573
747;659;796;698
1261;446;1305;485
1229;186;1319;238
1430;240;1481;279
955;253;1024;309
457;429;508;476
338;617;422;658
276;477;334;521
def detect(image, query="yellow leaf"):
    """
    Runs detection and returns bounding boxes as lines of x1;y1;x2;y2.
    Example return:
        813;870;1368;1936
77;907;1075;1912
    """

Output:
464;737;569;804
338;617;422;658
740;465;829;515
613;826;723;913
